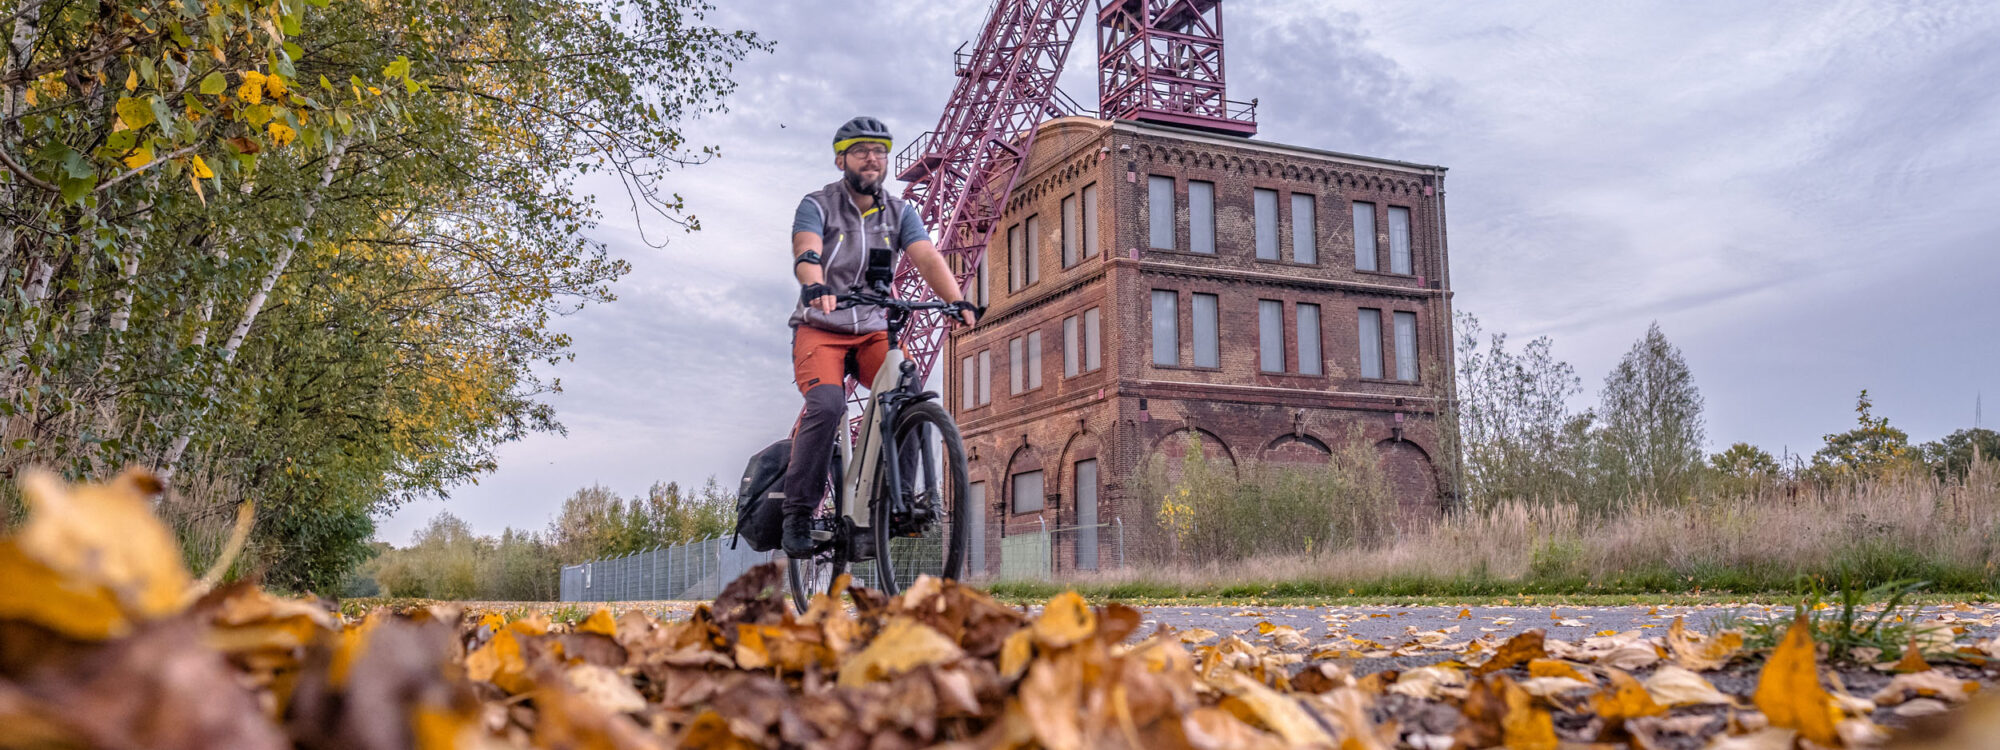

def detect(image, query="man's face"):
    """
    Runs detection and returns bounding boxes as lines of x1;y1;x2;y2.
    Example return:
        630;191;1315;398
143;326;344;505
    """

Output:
837;143;889;193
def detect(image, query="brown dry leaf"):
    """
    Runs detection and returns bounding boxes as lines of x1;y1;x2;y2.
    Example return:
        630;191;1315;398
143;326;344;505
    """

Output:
1033;591;1097;649
1458;608;1473;620
1181;706;1288;750
1218;671;1336;746
563;663;645;714
836;616;964;688
1706;727;1798;750
1020;649;1085;750
1871;670;1980;706
1644;665;1739;707
1597;639;1664;670
1178;627;1220;645
0;469;189;639
1516;676;1596;697
1472;628;1546;676
1893;632;1931;674
1666;615;1743;671
1752;612;1842;747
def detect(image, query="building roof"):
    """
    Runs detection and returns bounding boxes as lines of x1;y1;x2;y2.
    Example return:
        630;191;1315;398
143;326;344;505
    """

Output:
1034;117;1447;176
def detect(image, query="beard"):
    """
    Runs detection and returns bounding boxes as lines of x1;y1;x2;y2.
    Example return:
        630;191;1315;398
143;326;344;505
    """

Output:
843;167;882;195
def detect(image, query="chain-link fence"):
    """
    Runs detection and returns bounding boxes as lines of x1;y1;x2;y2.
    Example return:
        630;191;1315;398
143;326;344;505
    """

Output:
559;519;1126;601
992;519;1125;581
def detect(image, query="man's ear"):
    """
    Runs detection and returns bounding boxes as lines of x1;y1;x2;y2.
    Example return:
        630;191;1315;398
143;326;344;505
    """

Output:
833;153;844;171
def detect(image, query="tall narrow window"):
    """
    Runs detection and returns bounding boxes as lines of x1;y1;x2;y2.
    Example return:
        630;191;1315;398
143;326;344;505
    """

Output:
1151;291;1178;365
1192;293;1219;368
1007;224;1024;291
1258;299;1284;372
1083;307;1102;372
1062;316;1079;377
1292;193;1317;264
1009;337;1024;395
1394;311;1419;381
1353;202;1378;271
1148;176;1175;250
978;350;991;404
1298;303;1322;375
1026;330;1043;389
1060;194;1079;267
1358;309;1383;379
1253;188;1279;260
1081;184;1101;258
976;251;988;306
1074;459;1099;570
967;482;986;574
1025;214;1041;285
961;355;975;409
1388;206;1412;275
1011;470;1044;513
1189;180;1215;254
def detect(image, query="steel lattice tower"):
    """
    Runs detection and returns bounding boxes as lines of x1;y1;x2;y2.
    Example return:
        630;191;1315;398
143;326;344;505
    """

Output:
1098;0;1256;135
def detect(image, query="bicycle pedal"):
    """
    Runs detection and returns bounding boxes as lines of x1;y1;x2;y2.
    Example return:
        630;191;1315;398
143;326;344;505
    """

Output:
810;530;834;541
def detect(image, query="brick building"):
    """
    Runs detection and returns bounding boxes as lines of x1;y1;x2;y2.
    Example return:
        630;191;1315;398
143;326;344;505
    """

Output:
945;116;1452;575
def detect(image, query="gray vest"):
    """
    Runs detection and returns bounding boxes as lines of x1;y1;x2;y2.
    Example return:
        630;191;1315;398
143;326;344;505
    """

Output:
789;181;914;334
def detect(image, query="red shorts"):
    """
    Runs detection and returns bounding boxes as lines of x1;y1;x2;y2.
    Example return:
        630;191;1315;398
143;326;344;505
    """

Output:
792;326;889;395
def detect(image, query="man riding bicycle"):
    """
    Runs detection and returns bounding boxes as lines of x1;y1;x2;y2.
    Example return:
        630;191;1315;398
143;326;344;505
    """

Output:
784;116;976;559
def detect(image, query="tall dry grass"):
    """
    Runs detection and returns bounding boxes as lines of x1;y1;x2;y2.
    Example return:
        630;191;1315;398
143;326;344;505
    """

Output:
1003;461;2000;597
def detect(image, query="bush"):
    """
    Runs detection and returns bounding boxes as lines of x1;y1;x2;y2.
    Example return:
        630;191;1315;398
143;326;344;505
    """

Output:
1138;430;1396;565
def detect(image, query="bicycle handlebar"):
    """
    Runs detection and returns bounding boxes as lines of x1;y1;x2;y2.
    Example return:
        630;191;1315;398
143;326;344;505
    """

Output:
835;289;984;319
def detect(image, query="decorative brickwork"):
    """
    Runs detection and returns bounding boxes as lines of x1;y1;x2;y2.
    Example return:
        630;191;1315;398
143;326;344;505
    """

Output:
947;117;1454;574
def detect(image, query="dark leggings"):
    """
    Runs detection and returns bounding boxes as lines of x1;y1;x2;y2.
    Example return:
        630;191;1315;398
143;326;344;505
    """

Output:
782;383;921;519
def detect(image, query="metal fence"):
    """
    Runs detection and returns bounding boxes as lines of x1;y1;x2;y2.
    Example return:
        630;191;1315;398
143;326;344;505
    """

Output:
558;519;1127;602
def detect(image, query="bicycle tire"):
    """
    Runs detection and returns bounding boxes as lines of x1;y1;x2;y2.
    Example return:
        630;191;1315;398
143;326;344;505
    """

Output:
872;400;970;596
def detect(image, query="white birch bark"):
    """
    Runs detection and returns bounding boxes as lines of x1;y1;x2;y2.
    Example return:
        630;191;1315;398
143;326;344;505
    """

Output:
157;136;353;482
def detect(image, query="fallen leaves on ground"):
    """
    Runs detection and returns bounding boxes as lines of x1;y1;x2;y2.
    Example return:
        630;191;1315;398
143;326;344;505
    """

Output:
6;471;2000;748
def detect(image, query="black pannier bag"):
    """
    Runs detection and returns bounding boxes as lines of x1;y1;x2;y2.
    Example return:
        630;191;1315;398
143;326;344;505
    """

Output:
732;438;792;551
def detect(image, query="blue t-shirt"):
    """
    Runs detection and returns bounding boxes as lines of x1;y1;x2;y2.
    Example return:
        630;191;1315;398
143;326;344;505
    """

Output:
793;197;930;248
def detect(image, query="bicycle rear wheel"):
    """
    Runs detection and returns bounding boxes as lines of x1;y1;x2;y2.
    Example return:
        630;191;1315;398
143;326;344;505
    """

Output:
872;401;969;596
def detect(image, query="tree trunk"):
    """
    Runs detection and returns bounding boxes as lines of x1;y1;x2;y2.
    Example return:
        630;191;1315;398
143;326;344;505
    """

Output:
158;136;353;482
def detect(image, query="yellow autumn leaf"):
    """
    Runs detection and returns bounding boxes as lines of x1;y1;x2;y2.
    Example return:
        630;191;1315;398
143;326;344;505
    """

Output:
264;73;287;99
238;70;266;104
998;628;1034;679
577;608;616;636
836;616;963;688
124;68;138;91
123;145;154;169
267;122;297;146
1032;591;1096;649
189;155;213;179
1500;676;1559;750
1753;612;1842;747
0;470;188;640
1526;658;1588;682
115;97;155;130
1593;667;1667;720
464;628;533;694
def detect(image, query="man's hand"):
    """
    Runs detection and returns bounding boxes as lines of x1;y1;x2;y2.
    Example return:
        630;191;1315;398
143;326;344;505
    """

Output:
801;283;836;313
947;300;979;327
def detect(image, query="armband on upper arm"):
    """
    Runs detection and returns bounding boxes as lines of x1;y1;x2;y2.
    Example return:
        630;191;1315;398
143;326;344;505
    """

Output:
794;250;823;267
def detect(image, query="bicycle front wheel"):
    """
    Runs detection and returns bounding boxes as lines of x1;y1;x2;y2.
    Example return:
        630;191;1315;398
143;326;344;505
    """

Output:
872;400;970;596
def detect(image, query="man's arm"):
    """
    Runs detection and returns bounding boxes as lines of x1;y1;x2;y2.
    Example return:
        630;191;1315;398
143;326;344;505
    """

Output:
903;239;976;326
793;230;835;313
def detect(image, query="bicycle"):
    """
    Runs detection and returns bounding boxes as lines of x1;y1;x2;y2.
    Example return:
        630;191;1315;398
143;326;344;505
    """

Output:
786;287;979;611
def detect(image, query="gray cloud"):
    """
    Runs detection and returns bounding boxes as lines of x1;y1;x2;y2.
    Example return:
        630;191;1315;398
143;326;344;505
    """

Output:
378;0;2000;541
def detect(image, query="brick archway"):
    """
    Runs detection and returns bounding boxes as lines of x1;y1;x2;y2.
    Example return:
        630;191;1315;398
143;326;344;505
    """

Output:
1259;433;1332;467
1375;439;1441;523
1148;428;1238;483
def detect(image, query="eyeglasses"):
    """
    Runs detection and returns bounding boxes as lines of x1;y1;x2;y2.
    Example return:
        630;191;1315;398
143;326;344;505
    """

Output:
843;145;890;159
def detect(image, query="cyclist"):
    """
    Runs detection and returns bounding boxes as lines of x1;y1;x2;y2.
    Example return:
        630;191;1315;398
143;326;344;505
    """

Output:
784;116;976;558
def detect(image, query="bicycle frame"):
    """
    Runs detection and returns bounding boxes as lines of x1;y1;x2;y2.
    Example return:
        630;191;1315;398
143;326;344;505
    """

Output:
836;346;908;530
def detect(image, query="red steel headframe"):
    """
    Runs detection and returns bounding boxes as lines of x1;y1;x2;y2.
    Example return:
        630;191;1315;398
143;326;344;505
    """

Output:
889;0;1093;388
1098;0;1256;135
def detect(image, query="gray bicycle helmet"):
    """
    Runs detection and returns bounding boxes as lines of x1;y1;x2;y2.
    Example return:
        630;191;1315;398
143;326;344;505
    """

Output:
832;116;893;155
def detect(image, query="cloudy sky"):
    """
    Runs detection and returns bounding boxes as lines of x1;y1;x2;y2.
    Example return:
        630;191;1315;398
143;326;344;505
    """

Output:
376;0;2000;543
